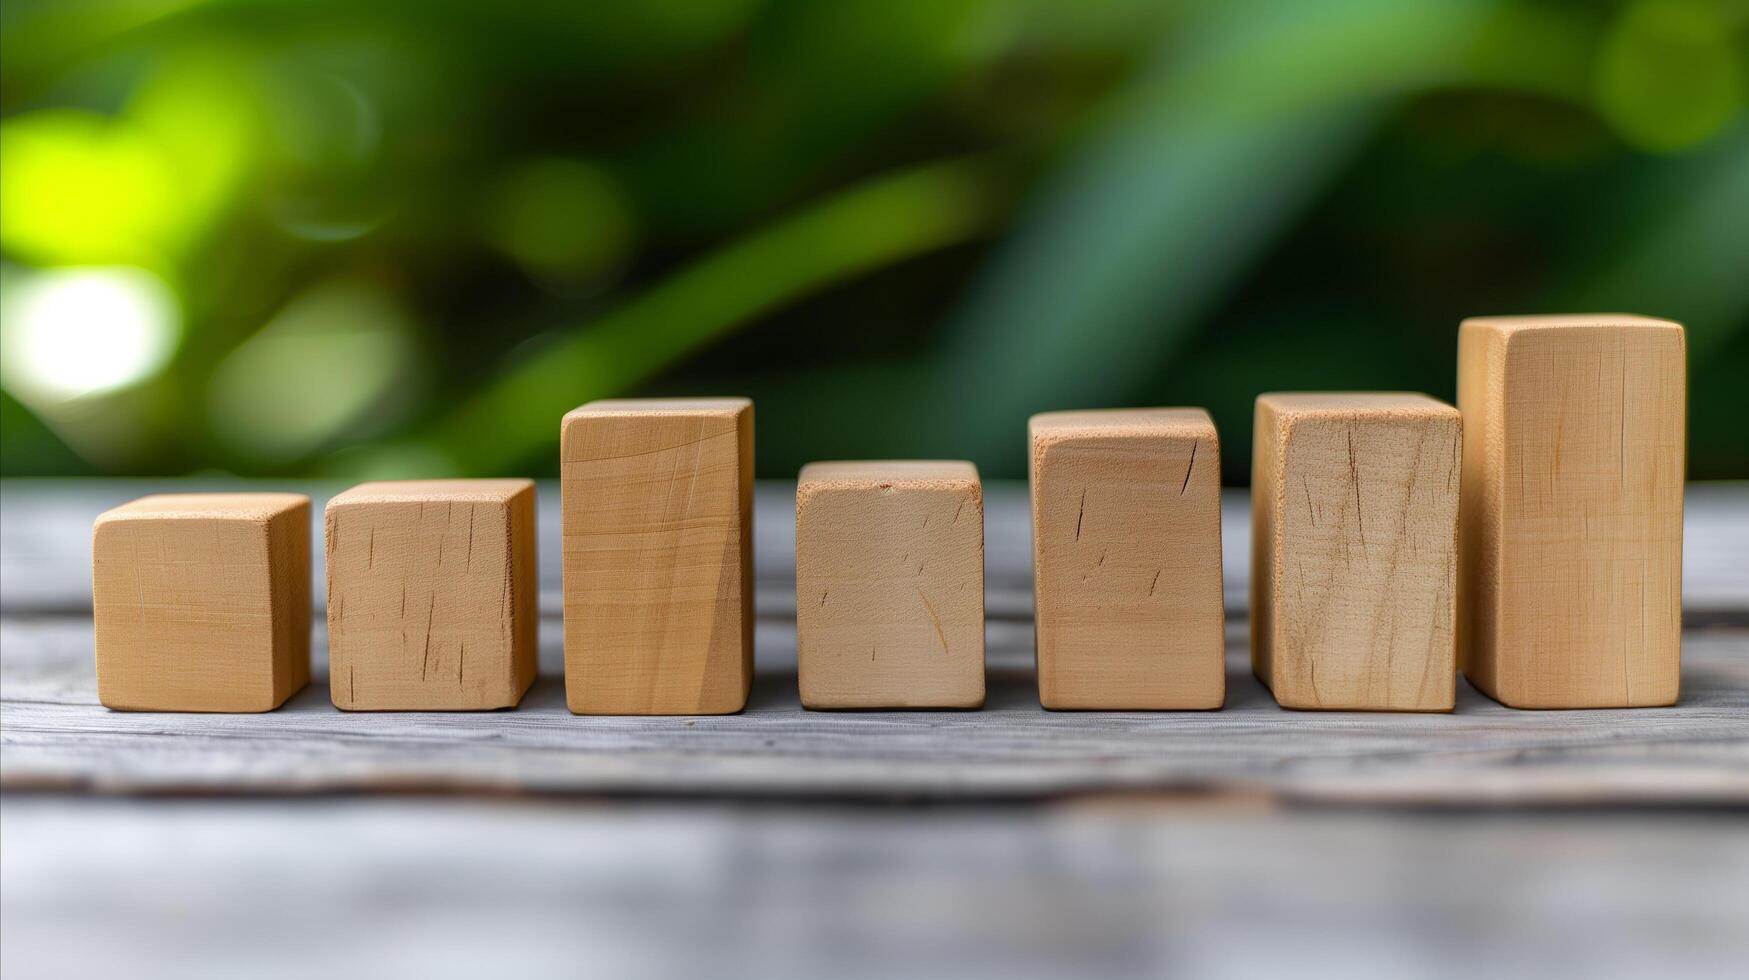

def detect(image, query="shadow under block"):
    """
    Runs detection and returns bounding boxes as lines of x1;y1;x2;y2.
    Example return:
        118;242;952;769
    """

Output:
1457;315;1685;708
325;480;537;711
92;493;311;712
1251;394;1461;712
795;461;985;709
561;398;754;715
1029;409;1225;709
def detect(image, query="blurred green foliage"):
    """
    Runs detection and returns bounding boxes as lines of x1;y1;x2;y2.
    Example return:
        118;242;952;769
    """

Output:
2;0;1745;481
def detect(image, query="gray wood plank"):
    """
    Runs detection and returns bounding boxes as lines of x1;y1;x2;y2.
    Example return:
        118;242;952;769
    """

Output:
4;797;1746;980
4;612;1745;804
5;479;1747;616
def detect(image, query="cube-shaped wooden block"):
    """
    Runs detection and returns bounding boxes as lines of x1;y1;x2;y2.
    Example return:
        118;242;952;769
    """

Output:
1458;315;1684;708
325;480;538;711
92;493;310;711
1251;394;1461;711
1029;409;1225;709
561;398;754;715
795;461;985;709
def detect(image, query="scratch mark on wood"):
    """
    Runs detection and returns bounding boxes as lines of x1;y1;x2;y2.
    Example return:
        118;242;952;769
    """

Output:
1148;569;1161;597
1075;490;1086;541
420;595;435;681
918;590;948;655
465;505;475;570
1346;430;1366;550
1180;441;1198;495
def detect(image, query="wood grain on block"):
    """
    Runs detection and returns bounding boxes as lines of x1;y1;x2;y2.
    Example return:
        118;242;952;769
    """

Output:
796;461;985;709
1029;409;1224;709
1457;314;1685;708
92;494;310;711
1251;394;1460;712
325;480;537;711
561;398;754;715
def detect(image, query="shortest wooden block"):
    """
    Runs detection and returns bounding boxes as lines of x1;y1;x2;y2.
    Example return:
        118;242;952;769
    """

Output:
93;493;311;712
326;480;537;710
1251;394;1460;711
796;461;985;709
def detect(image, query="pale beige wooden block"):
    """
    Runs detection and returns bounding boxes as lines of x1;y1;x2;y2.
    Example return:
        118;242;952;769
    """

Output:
796;461;985;709
325;480;537;711
1458;314;1684;708
1029;409;1225;710
1251;394;1460;712
92;493;310;712
561;398;753;715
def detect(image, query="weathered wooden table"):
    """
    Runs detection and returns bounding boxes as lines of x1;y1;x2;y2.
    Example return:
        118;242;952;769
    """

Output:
3;480;1747;979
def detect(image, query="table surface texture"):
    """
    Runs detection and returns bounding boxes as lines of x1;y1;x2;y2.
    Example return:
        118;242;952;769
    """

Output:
3;479;1746;980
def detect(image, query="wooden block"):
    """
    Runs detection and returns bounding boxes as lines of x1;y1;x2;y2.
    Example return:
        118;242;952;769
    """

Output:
1457;314;1684;708
561;398;754;715
1251;394;1460;711
795;461;985;709
1029;409;1225;710
325;480;537;711
92;493;310;712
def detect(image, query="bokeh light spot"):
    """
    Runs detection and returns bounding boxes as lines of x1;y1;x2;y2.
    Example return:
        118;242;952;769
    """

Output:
483;157;636;284
0;112;179;265
0;267;181;402
1595;0;1742;153
207;280;419;462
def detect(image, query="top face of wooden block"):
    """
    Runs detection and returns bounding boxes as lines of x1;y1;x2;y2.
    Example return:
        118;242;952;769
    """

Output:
564;397;751;421
96;493;308;526
327;480;533;508
1256;392;1457;421
1029;408;1214;443
1460;313;1682;337
798;460;979;493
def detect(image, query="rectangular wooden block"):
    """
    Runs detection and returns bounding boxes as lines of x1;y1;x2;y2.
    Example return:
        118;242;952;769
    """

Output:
795;461;985;709
561;398;753;715
1251;394;1460;711
1457;314;1685;708
325;480;537;711
92;493;310;712
1029;409;1225;709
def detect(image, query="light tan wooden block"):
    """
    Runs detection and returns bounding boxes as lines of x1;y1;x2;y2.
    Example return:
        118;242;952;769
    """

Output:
561;398;753;715
795;461;985;709
1251;394;1460;711
325;480;537;711
1458;314;1684;708
1029;409;1225;710
92;493;310;712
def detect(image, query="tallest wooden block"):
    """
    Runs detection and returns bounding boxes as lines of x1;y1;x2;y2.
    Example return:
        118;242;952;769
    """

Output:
561;398;754;715
1458;315;1685;708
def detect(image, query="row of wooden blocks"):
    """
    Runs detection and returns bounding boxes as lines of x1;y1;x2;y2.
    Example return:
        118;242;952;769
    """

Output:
92;314;1685;714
